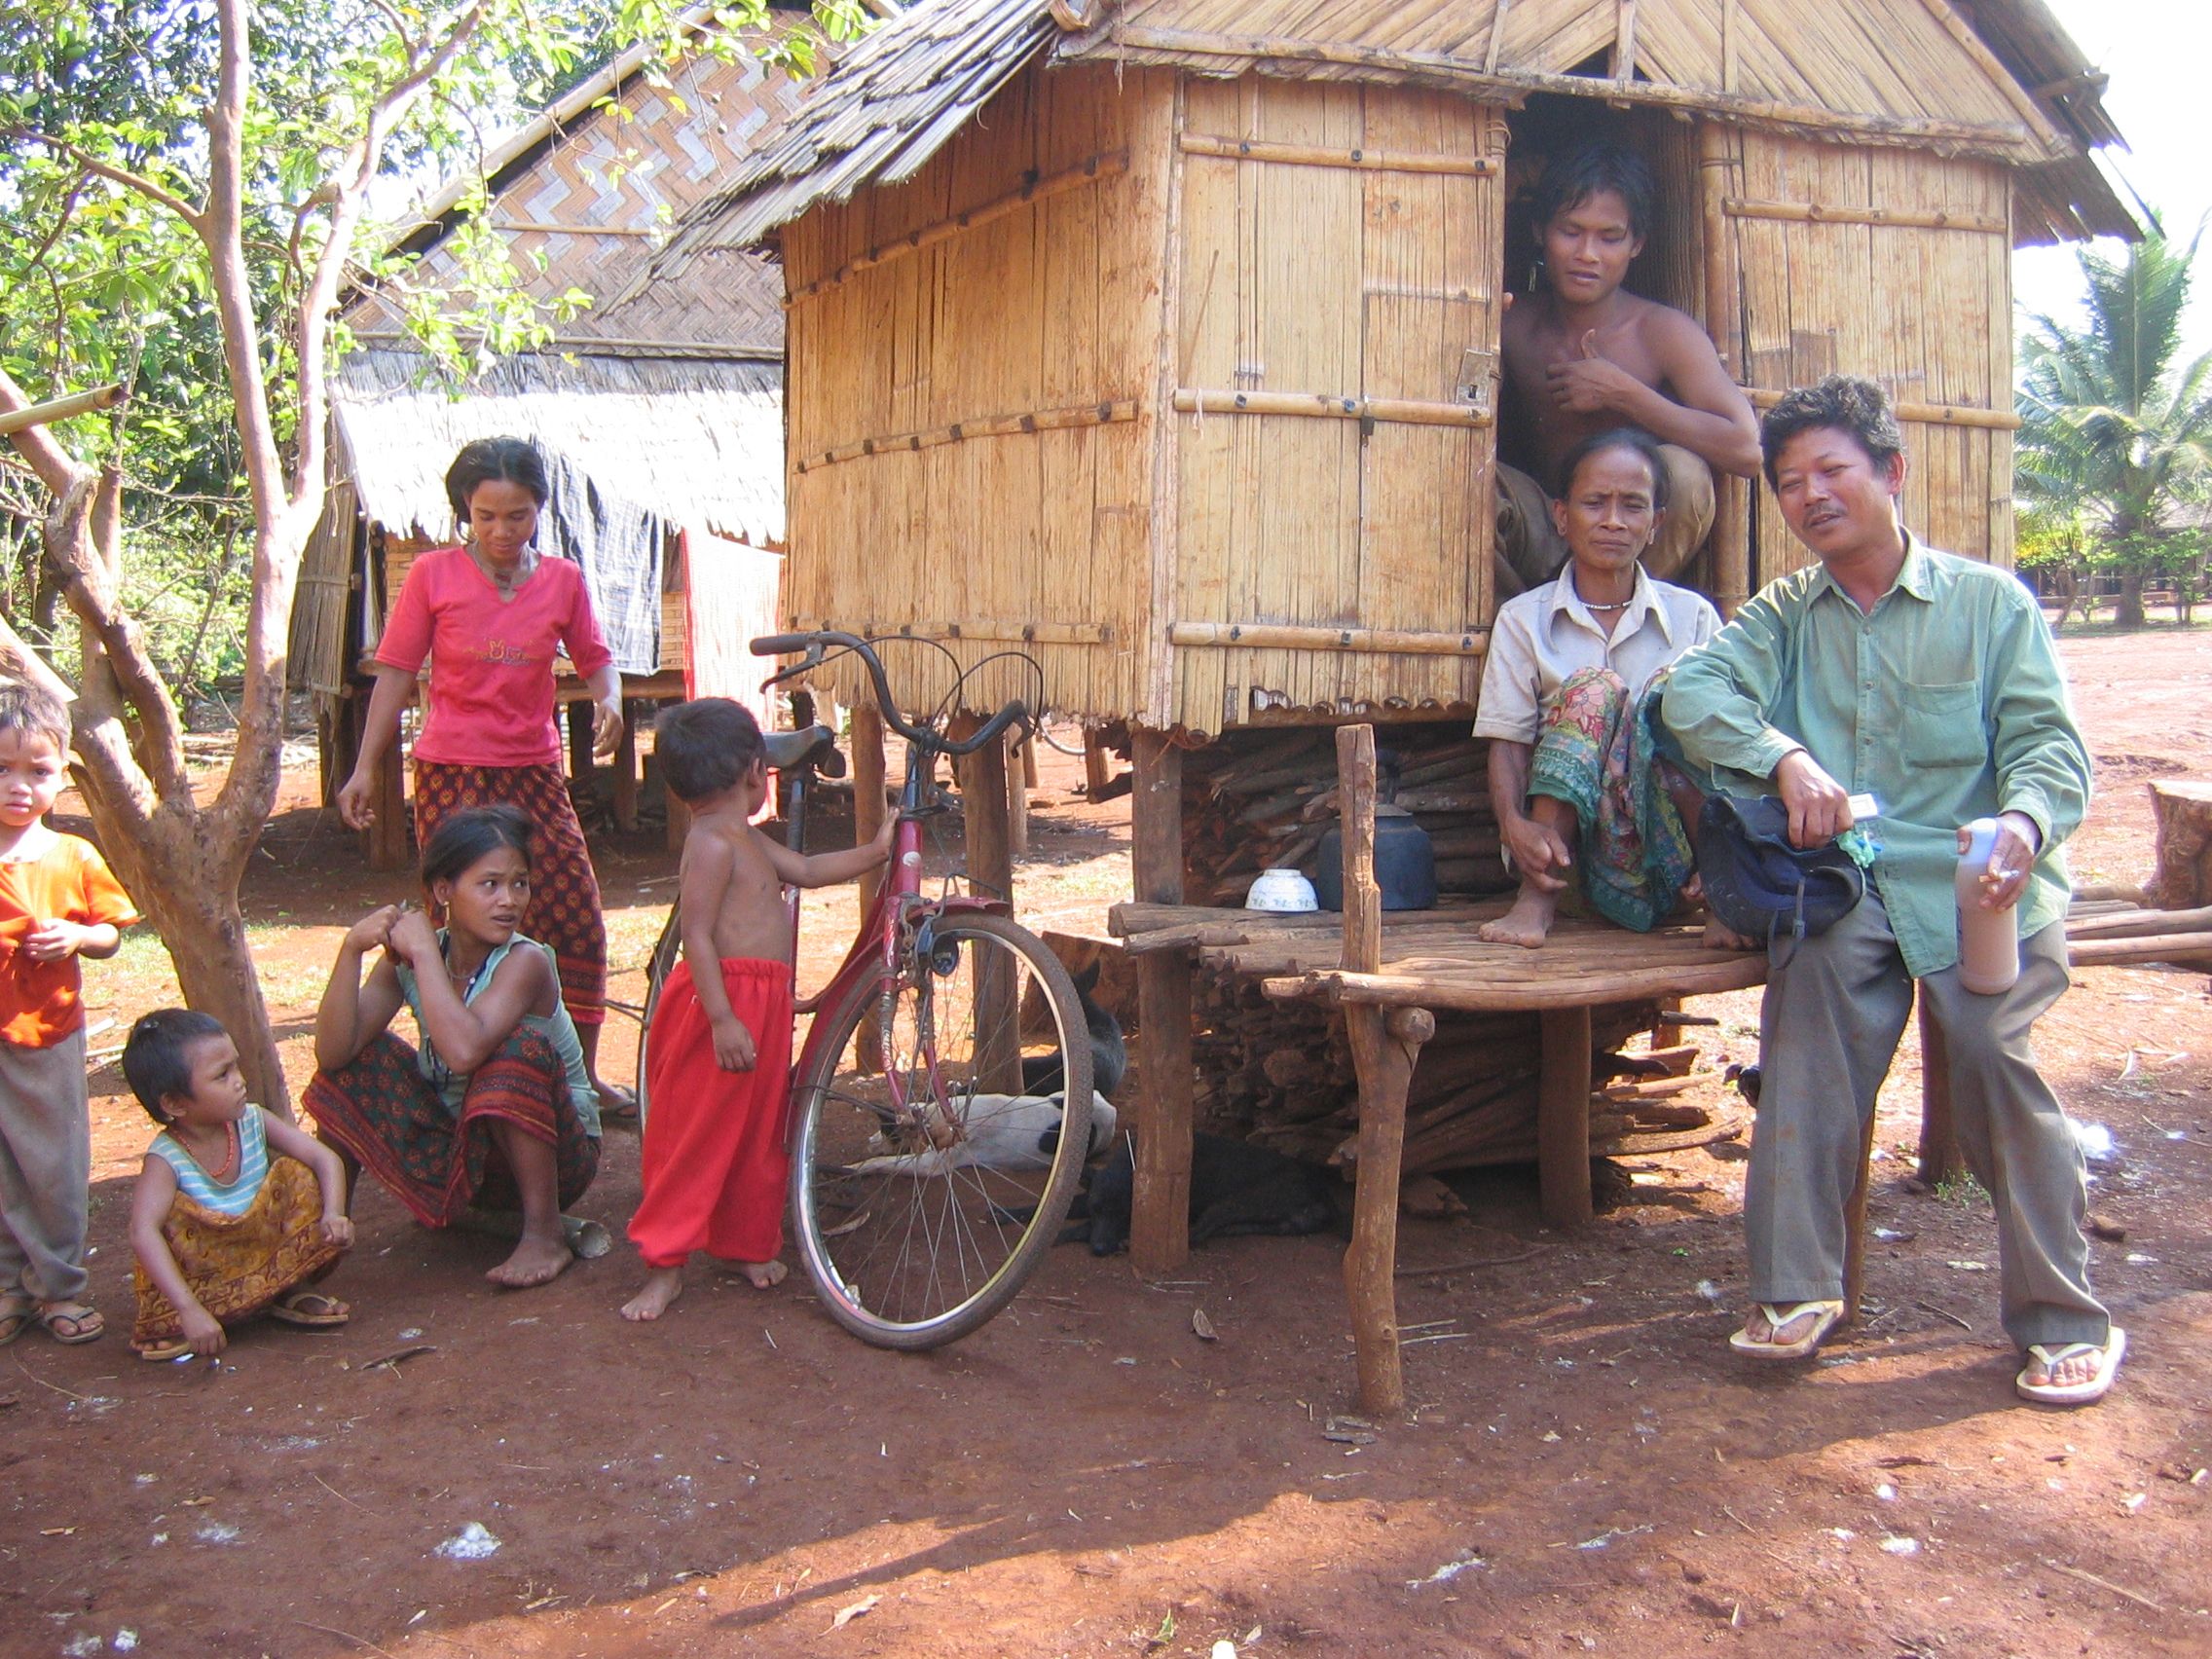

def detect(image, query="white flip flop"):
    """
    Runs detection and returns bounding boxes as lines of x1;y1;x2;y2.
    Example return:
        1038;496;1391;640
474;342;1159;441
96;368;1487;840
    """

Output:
2015;1327;2126;1407
1729;1299;1844;1361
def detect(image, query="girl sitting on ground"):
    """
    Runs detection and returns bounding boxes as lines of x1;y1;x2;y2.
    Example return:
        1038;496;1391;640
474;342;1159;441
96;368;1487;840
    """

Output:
125;1009;354;1361
307;805;601;1288
1473;427;1723;947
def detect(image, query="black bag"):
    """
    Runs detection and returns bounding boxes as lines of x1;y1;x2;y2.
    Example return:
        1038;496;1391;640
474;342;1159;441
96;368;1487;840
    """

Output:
1694;793;1864;949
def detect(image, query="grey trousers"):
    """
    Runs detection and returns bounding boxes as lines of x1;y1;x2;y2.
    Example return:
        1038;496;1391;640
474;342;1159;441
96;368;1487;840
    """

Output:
0;1028;91;1303
1749;885;2108;1351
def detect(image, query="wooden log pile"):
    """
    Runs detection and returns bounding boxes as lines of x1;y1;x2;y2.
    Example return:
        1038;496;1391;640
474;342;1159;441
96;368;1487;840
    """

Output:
1191;969;1727;1177
1179;722;1511;908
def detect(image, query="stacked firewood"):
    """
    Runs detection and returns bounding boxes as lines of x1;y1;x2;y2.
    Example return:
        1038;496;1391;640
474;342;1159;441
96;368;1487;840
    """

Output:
1179;723;1512;907
1192;970;1715;1176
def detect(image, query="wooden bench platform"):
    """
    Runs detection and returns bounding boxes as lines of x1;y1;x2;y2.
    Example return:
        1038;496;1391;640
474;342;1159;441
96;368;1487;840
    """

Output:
1112;725;2212;1416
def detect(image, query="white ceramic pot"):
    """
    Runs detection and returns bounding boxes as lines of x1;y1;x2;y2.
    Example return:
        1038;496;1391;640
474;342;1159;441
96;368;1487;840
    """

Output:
1246;866;1319;913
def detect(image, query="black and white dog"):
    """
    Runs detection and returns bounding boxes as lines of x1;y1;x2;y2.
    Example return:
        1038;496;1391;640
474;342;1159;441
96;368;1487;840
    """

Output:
1067;1131;1337;1255
1019;961;1127;1100
851;1092;1119;1177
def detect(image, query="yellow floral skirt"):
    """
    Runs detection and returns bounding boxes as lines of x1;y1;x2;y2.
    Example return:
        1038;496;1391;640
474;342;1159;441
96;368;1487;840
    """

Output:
130;1155;345;1349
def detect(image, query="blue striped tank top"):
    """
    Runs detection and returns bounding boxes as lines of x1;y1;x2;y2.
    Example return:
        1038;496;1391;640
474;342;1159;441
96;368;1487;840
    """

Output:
149;1108;270;1216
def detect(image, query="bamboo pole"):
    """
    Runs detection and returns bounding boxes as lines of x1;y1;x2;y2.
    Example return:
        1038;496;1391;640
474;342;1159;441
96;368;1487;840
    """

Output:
0;383;126;435
1169;620;1489;655
1483;0;1510;73
1613;0;1638;83
786;150;1131;305
1743;387;2019;430
1101;27;2042;158
1698;120;1751;614
1177;132;1499;176
1173;387;1492;429
1723;198;2007;235
790;616;1114;646
850;705;888;1076
794;399;1138;473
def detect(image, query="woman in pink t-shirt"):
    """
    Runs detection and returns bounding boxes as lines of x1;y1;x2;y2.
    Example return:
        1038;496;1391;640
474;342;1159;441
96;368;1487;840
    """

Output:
336;438;632;1116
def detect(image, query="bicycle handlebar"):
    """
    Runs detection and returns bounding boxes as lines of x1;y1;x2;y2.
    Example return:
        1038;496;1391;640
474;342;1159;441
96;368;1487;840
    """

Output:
751;630;1030;757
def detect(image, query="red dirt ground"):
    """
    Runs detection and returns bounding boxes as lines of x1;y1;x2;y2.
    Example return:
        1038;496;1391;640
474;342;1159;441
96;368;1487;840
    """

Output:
3;626;2208;1658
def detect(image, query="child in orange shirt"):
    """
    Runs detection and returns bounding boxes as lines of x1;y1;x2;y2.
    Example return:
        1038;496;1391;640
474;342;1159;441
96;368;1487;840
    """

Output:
620;699;891;1322
0;683;138;1347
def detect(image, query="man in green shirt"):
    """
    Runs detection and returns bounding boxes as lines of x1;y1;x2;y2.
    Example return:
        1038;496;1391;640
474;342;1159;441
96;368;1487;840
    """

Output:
1661;375;2120;1405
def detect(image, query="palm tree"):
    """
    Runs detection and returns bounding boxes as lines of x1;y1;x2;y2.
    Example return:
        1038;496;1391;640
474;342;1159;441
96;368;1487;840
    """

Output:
2017;225;2212;627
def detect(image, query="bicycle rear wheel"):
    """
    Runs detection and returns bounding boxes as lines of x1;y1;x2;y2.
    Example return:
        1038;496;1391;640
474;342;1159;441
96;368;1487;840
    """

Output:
790;911;1094;1349
633;908;683;1134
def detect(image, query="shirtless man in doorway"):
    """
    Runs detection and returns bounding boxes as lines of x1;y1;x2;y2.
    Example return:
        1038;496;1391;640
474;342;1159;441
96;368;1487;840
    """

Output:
1495;143;1760;596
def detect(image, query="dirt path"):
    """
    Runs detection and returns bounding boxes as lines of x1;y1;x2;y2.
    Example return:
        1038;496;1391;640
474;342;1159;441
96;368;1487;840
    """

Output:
3;628;2208;1658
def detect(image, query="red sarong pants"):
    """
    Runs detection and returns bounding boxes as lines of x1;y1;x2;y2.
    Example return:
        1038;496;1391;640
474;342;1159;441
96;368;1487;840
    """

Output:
628;958;794;1268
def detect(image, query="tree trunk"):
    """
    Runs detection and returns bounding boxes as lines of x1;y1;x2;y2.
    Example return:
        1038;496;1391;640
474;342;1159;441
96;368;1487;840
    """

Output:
2115;568;2147;629
2148;779;2212;910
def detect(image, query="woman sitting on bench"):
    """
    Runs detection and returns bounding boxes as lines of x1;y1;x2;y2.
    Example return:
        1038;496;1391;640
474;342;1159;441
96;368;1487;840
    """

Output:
1473;428;1720;947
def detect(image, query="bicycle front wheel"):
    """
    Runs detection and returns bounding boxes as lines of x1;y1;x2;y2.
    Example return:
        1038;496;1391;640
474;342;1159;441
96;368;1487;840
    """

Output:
790;912;1094;1349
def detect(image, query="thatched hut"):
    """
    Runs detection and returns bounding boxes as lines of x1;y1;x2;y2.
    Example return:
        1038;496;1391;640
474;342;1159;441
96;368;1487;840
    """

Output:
297;26;804;863
653;0;2128;750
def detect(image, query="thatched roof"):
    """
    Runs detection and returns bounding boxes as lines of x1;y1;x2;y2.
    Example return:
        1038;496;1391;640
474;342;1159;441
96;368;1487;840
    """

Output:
347;12;812;355
330;350;785;547
651;0;2132;278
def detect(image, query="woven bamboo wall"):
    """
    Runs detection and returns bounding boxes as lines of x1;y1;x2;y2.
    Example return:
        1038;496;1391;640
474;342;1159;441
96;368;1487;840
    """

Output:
780;62;1172;721
1163;80;1507;736
1718;130;2015;578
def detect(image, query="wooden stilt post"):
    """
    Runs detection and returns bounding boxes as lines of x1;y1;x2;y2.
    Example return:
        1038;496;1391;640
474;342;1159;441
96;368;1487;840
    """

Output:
358;692;410;872
1653;996;1685;1051
1336;723;1427;1415
1008;730;1030;856
850;704;888;1075
955;713;1020;1093
1083;727;1113;797
1698;119;1751;616
611;698;640;832
1130;727;1192;1274
568;699;595;788
1915;994;1961;1185
1537;1005;1596;1228
1843;1096;1882;1323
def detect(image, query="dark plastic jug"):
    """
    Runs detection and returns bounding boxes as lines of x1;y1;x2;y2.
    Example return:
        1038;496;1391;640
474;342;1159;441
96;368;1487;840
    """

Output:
1313;805;1438;911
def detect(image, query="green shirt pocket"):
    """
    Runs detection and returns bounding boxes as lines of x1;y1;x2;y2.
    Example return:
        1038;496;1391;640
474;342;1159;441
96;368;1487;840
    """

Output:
1899;680;1986;767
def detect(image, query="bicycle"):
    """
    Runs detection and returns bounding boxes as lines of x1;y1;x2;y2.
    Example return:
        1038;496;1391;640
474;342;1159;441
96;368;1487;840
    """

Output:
632;630;1095;1349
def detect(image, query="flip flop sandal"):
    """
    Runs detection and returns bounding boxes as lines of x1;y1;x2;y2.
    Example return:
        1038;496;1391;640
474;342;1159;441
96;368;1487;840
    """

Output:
1729;1299;1844;1361
0;1297;33;1348
597;1083;641;1125
135;1337;196;1363
2015;1327;2126;1407
269;1290;350;1329
36;1303;104;1345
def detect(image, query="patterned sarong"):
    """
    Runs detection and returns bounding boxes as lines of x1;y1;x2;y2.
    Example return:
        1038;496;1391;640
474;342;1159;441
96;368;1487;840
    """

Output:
412;760;608;1027
302;1029;599;1229
1527;666;1695;932
130;1155;344;1348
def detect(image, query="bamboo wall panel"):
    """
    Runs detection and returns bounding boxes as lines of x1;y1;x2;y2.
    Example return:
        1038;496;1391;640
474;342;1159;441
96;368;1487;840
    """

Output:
1169;77;1504;735
1729;129;2013;582
781;63;1173;721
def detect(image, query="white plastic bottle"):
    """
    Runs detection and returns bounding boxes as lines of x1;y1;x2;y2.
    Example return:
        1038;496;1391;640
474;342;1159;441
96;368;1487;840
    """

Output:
1956;817;2020;995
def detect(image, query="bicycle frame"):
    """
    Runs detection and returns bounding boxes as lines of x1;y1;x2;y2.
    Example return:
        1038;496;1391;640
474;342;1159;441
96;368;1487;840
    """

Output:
786;737;1007;1139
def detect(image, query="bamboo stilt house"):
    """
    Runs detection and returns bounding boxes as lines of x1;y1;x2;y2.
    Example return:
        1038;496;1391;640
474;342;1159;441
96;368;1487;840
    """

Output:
648;0;2130;742
297;19;813;859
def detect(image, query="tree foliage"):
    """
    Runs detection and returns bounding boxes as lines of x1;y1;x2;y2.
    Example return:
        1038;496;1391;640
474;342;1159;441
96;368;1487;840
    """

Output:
0;0;861;1108
2016;224;2212;625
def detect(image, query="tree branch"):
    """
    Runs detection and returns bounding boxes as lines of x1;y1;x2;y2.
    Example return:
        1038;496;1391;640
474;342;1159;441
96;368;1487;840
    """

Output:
1;127;204;227
0;366;95;498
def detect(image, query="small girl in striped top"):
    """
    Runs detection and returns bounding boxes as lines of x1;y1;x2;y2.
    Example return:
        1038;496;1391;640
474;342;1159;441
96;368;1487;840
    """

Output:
124;1010;355;1361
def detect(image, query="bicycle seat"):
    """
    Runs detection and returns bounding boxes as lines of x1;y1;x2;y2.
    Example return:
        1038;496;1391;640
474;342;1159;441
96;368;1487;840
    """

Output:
763;723;845;778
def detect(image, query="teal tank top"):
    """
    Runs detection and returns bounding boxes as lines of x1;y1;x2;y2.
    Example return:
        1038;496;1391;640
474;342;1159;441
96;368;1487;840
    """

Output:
394;933;600;1136
149;1107;271;1217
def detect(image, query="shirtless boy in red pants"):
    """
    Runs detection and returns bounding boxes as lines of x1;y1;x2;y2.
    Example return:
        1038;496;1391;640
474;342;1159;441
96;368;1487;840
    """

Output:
621;699;892;1322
